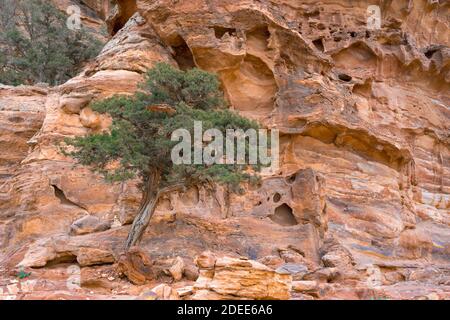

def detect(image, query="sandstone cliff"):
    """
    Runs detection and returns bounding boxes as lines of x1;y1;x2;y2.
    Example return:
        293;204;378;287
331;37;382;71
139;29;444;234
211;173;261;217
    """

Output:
0;0;449;300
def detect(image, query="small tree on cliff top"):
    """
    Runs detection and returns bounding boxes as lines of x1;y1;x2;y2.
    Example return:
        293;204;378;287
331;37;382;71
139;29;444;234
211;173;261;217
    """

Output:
64;63;261;250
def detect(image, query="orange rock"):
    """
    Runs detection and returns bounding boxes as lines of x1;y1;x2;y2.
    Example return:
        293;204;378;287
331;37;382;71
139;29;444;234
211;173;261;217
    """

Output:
0;0;449;300
192;255;292;300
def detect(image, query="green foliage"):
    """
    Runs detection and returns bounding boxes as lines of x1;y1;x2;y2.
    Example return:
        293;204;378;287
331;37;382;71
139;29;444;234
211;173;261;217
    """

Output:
64;63;261;192
16;269;31;279
142;63;226;110
0;0;103;86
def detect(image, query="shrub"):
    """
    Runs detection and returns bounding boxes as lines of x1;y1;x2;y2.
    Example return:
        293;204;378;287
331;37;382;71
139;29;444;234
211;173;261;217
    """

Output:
0;0;103;86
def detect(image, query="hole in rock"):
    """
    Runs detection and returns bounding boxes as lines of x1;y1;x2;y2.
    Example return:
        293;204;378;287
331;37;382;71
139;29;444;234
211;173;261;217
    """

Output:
221;54;277;116
8;116;24;123
317;23;326;31
424;49;437;59
45;254;78;267
350;31;357;38
312;38;324;52
270;204;298;226
273;193;282;203
286;174;296;184
171;37;196;70
246;25;271;50
111;0;137;35
338;73;352;82
214;26;237;39
52;185;83;208
304;8;320;17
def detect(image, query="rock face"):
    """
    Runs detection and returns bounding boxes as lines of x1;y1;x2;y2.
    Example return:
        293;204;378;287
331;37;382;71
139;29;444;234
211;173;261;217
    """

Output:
52;0;112;30
192;253;291;300
0;0;449;300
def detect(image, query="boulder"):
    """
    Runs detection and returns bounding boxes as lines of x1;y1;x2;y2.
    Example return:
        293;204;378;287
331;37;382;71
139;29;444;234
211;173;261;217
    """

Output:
70;216;111;236
183;260;200;281
292;280;318;293
276;263;309;280
192;254;291;300
169;256;185;281
60;94;92;114
149;284;180;300
194;251;217;269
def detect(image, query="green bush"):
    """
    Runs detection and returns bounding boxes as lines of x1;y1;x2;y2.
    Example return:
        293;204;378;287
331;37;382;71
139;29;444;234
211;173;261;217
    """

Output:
0;0;103;86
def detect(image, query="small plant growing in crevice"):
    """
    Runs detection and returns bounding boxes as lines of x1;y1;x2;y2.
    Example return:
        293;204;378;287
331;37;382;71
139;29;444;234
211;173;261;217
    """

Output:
16;269;31;280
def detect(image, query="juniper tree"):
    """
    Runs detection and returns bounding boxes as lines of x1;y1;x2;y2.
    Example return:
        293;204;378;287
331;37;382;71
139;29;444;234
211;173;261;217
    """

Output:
64;63;261;250
0;0;103;85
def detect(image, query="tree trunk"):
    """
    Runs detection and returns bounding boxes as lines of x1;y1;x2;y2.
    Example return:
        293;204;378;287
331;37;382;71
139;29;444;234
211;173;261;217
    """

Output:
124;170;161;250
224;186;231;218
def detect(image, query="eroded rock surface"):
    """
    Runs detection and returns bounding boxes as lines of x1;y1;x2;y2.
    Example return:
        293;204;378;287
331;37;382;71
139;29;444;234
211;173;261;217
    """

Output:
0;0;449;300
192;254;292;300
